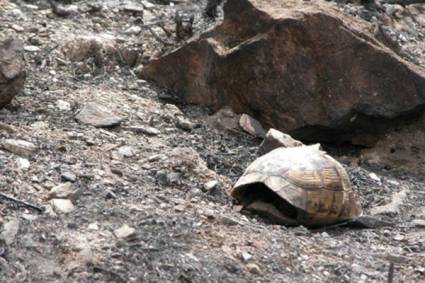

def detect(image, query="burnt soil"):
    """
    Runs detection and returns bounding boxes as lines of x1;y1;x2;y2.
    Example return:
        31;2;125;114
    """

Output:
0;0;424;282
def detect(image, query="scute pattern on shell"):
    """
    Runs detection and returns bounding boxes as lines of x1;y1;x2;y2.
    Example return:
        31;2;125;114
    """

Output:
232;145;363;226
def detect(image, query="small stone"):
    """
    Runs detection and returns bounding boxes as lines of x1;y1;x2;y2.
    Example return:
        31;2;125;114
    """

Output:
117;146;136;158
321;232;330;238
207;107;240;131
124;26;142;35
386;254;410;264
51;199;75;214
155;170;169;185
61;171;77;182
393;234;405;241
28;37;42;46
241;251;253;262
232;205;243;212
56;100;71;111
11;24;24;32
8;8;26;19
415;267;425;275
24;45;41;52
203;180;218;192
31;121;49;129
167;172;181;184
88;223;99;230
15;157;30;170
114;224;136;239
218;215;240;226
322;270;330;277
121;4;144;14
369;172;381;183
246;263;262;275
85;138;96;146
44;205;57;217
105;190;117;199
371;189;407;216
125;126;160;136
147;154;161;162
174;204;186;212
387;179;400;186
176;117;195;131
50;2;79;17
141;0;155;9
76;102;125;127
201;209;215;219
2;139;37;158
48;182;78;199
293;226;311;236
0;218;19;245
239;114;266;138
258;128;304;155
21;214;38;221
411;219;425;228
24;4;39;10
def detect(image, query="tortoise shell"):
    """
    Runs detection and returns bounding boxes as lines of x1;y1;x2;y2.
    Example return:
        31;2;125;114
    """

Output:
232;145;363;226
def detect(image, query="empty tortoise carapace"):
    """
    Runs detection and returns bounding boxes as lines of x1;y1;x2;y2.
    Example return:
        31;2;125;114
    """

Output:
232;145;363;227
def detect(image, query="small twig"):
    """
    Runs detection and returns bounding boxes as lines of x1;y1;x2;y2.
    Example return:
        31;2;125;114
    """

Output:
0;192;44;212
115;47;126;66
55;56;68;65
388;262;394;283
128;68;137;78
47;0;75;17
141;20;169;28
157;22;173;37
146;26;174;46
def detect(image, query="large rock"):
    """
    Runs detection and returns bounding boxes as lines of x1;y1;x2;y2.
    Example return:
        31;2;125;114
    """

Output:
140;0;425;144
0;37;25;108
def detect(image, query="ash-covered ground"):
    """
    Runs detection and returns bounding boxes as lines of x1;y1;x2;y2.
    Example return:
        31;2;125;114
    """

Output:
0;0;424;282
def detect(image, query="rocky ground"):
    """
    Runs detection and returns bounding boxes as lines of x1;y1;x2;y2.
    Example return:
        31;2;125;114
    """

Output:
0;0;424;282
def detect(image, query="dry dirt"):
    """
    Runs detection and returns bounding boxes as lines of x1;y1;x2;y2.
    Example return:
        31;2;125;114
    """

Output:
0;0;424;282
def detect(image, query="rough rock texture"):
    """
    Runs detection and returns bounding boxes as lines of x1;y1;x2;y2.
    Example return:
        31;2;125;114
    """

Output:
1;139;37;158
361;113;425;172
1;0;425;282
140;0;425;144
0;37;25;108
76;102;125;127
62;34;140;69
258;128;304;155
206;107;241;131
239;113;266;137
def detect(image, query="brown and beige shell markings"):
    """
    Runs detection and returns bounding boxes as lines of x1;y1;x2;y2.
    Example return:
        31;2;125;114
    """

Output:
232;145;363;226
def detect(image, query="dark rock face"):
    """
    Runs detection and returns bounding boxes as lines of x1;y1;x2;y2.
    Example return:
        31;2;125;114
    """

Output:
0;38;26;108
140;0;425;144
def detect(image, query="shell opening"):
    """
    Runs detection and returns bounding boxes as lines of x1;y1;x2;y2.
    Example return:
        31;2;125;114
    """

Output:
234;183;298;225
